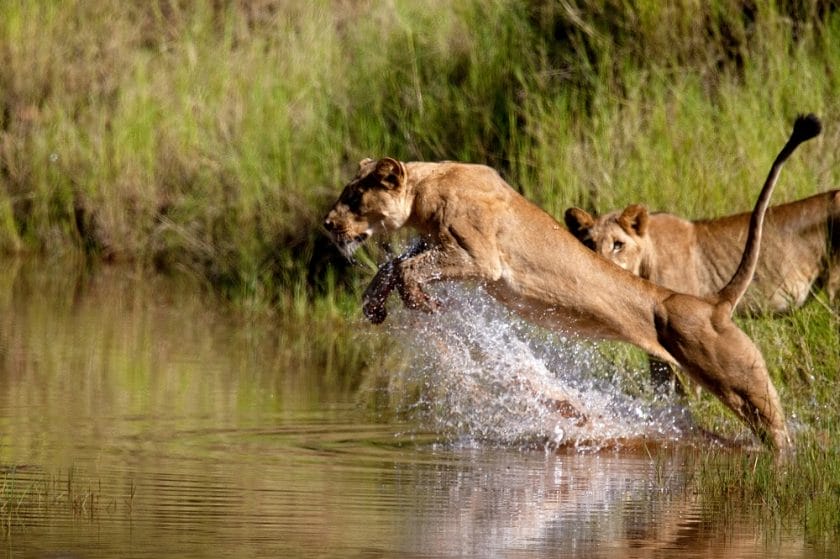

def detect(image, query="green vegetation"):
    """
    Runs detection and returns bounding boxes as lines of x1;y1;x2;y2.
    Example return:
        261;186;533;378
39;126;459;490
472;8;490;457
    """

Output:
1;0;839;545
691;439;840;541
1;1;838;296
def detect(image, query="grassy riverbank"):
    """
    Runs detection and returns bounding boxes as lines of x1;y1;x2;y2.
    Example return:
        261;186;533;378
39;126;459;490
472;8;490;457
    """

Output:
1;1;838;295
1;0;839;545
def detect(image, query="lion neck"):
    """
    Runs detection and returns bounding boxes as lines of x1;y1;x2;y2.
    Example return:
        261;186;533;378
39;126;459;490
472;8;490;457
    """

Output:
401;162;449;232
403;161;445;184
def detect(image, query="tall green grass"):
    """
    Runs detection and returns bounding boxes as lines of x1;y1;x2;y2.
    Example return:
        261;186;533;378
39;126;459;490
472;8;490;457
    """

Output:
1;1;838;295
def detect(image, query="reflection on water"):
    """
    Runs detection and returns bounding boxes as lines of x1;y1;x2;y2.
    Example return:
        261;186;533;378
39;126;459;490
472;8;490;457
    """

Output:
0;258;814;557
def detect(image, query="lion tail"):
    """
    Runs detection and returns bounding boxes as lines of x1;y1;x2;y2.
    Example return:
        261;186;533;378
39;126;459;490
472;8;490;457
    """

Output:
717;113;822;311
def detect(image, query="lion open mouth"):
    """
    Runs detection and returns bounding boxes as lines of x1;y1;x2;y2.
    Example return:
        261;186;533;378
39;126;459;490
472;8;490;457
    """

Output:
334;231;371;263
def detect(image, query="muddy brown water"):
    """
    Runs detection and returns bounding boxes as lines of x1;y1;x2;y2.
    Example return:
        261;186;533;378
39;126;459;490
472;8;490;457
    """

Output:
0;259;817;558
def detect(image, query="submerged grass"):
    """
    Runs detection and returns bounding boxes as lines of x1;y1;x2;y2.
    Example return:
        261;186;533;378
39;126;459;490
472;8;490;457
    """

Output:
0;467;135;536
692;440;840;544
1;0;839;545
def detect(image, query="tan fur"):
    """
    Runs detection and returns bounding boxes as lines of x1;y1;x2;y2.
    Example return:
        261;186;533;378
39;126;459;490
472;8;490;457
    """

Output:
565;191;840;314
566;191;838;396
324;120;818;451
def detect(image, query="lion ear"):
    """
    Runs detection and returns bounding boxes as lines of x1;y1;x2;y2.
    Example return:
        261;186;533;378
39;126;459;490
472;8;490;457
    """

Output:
564;207;595;240
373;157;405;189
618;204;648;236
358;158;375;171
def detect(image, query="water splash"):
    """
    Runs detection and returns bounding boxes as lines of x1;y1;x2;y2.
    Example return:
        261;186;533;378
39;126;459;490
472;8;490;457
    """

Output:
374;284;697;451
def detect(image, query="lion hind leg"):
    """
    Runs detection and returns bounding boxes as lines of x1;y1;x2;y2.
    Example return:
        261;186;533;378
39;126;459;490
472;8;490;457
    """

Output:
657;296;790;451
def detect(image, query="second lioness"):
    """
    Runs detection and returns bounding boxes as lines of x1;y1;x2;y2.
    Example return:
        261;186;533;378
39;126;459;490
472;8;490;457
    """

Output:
565;189;839;395
564;190;840;315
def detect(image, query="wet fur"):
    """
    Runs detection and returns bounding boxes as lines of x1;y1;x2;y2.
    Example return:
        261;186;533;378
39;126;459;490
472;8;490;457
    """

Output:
324;116;821;451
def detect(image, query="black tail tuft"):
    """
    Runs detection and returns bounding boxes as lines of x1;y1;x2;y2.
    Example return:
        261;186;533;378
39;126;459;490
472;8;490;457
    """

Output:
716;112;820;310
791;113;822;144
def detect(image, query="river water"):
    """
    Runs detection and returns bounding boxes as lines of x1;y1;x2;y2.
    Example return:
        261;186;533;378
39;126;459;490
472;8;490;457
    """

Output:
0;259;816;557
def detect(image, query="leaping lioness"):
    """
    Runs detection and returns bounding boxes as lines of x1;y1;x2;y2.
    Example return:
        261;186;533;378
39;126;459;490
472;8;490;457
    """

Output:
323;115;821;451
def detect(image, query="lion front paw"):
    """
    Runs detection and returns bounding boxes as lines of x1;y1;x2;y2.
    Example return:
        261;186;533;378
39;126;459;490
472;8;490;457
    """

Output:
362;261;397;324
363;299;388;324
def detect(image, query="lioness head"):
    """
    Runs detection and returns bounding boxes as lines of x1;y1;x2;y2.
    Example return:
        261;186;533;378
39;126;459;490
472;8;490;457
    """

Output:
324;157;411;261
564;204;649;274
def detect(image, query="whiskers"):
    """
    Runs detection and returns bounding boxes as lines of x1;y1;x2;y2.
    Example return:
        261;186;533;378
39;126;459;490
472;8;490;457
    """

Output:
336;235;368;265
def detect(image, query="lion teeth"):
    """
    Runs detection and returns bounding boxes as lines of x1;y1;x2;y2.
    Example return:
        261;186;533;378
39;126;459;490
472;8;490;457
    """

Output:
338;239;362;263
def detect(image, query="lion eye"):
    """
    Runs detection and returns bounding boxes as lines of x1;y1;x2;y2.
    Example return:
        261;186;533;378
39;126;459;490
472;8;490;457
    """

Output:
612;240;624;252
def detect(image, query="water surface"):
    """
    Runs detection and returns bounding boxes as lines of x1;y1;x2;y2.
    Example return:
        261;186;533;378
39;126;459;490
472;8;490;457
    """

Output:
0;259;814;557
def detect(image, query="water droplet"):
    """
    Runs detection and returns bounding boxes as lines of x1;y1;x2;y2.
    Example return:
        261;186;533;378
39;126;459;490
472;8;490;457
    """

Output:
372;283;695;451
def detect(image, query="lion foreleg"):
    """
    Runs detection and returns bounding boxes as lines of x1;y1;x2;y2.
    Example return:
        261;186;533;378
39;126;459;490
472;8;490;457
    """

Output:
362;260;398;324
362;239;431;323
658;297;790;450
362;244;483;321
396;246;489;313
827;254;840;305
